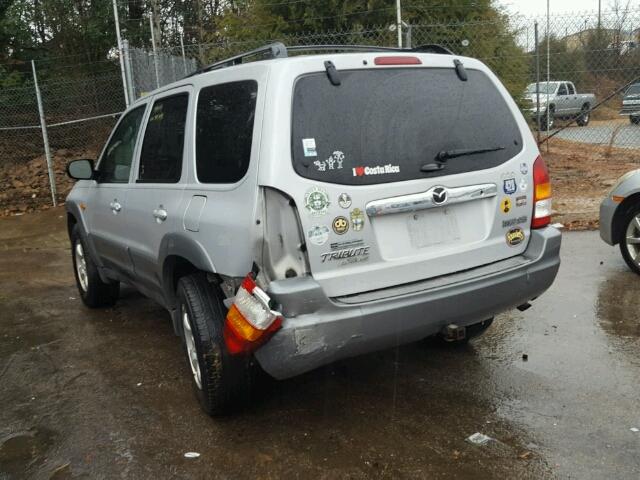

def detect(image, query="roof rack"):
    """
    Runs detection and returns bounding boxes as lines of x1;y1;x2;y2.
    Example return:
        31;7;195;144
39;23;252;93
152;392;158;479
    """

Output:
189;42;454;77
187;42;288;77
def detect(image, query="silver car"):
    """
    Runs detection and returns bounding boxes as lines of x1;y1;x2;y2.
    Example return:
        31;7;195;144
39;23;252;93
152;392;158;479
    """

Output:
65;43;561;415
600;170;640;273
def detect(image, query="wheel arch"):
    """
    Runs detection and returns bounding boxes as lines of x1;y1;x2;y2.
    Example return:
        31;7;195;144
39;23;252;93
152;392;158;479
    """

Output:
159;233;219;310
612;192;640;245
67;212;77;240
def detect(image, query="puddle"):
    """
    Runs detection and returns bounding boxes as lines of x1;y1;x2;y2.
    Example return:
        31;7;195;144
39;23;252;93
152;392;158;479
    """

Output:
0;427;56;477
597;272;640;339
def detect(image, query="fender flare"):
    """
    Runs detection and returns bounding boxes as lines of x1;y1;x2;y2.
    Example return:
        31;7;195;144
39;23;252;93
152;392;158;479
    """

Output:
611;187;640;244
158;232;218;304
66;203;105;273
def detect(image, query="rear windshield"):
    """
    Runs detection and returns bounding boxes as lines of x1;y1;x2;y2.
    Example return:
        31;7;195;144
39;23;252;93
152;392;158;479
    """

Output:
292;68;523;185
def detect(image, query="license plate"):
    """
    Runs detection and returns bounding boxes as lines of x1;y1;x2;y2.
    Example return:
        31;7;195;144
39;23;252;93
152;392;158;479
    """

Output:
407;208;460;248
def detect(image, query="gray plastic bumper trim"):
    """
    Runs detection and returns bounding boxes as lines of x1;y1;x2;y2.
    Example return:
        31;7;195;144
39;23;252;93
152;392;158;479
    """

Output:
256;227;561;380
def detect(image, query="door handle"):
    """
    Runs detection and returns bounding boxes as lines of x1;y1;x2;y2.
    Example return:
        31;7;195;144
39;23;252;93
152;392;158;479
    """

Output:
110;200;122;214
153;207;168;223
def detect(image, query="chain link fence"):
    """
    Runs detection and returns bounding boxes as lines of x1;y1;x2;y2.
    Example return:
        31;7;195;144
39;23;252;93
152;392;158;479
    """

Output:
3;7;640;212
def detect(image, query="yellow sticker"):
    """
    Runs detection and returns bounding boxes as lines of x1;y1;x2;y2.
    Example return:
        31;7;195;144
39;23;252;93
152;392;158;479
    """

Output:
500;197;512;214
332;216;349;235
506;227;525;247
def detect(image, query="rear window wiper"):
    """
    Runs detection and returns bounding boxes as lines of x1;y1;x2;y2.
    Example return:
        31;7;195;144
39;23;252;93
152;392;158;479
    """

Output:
421;146;505;172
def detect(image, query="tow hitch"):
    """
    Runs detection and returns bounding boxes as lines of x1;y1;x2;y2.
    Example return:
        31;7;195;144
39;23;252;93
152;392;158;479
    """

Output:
441;323;466;342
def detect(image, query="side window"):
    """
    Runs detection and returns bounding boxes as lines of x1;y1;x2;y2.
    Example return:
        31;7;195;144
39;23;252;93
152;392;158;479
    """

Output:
196;80;258;183
98;106;145;183
558;83;568;96
567;83;575;95
138;93;189;183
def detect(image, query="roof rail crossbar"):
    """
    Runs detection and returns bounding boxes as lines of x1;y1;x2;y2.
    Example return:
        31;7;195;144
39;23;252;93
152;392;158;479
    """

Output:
411;44;454;55
287;44;408;54
287;44;454;55
188;42;288;77
186;42;455;78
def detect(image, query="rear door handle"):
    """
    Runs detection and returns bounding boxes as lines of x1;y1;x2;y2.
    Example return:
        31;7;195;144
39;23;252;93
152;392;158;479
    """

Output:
110;200;122;214
153;207;168;223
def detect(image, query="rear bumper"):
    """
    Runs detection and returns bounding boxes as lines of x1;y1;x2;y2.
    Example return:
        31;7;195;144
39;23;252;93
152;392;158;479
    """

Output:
255;227;562;379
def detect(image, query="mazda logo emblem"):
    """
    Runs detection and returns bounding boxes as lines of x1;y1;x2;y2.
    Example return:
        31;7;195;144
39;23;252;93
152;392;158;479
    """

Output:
432;187;447;205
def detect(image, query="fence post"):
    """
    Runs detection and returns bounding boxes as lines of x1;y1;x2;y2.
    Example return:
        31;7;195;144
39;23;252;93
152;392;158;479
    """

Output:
149;14;160;89
123;39;135;102
396;0;403;48
31;60;57;208
545;0;550;151
535;21;541;146
180;32;188;75
111;0;130;107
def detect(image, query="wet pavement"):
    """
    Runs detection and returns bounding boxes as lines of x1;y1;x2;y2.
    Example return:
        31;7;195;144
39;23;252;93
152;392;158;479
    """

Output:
553;122;640;149
0;209;638;479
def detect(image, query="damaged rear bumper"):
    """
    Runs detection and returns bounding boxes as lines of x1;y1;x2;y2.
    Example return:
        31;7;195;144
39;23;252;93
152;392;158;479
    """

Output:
255;227;561;380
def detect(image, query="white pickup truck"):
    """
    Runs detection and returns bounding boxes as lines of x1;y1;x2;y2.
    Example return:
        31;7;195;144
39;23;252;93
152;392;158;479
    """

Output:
524;81;595;130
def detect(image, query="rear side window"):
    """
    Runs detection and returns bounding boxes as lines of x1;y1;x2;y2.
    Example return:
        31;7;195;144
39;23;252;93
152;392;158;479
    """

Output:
291;68;523;185
138;93;188;183
196;80;258;183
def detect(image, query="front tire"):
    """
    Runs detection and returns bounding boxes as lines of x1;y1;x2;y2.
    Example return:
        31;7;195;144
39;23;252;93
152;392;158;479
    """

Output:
619;205;640;275
71;225;119;308
177;273;253;416
576;104;590;126
630;115;640;125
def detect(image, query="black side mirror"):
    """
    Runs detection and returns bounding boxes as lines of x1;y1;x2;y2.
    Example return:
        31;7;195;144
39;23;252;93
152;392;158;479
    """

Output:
67;159;95;180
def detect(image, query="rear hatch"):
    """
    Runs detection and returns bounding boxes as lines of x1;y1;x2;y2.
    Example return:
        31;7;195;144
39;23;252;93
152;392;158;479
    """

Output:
270;59;534;298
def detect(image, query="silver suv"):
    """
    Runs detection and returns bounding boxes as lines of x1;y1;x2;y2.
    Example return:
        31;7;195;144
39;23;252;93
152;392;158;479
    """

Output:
65;43;561;415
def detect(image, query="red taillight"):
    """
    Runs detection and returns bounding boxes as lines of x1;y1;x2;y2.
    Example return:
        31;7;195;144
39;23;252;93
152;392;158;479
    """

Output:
223;273;282;355
532;155;552;229
374;56;422;65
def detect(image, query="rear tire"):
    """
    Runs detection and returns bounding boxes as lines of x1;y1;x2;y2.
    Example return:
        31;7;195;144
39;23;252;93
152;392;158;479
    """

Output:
177;273;253;416
630;115;640;125
619;204;640;275
576;104;590;126
71;225;119;308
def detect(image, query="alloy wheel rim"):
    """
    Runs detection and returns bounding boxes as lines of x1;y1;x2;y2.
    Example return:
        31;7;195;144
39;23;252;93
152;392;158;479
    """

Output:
625;214;640;265
182;306;202;390
74;242;89;292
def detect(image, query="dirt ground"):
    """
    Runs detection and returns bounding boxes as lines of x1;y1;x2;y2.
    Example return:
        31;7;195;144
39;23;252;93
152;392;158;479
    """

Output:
0;139;639;230
1;210;639;479
542;136;640;230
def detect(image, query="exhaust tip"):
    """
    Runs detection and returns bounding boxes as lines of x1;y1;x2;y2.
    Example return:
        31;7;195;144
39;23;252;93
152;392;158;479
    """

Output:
517;302;532;312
